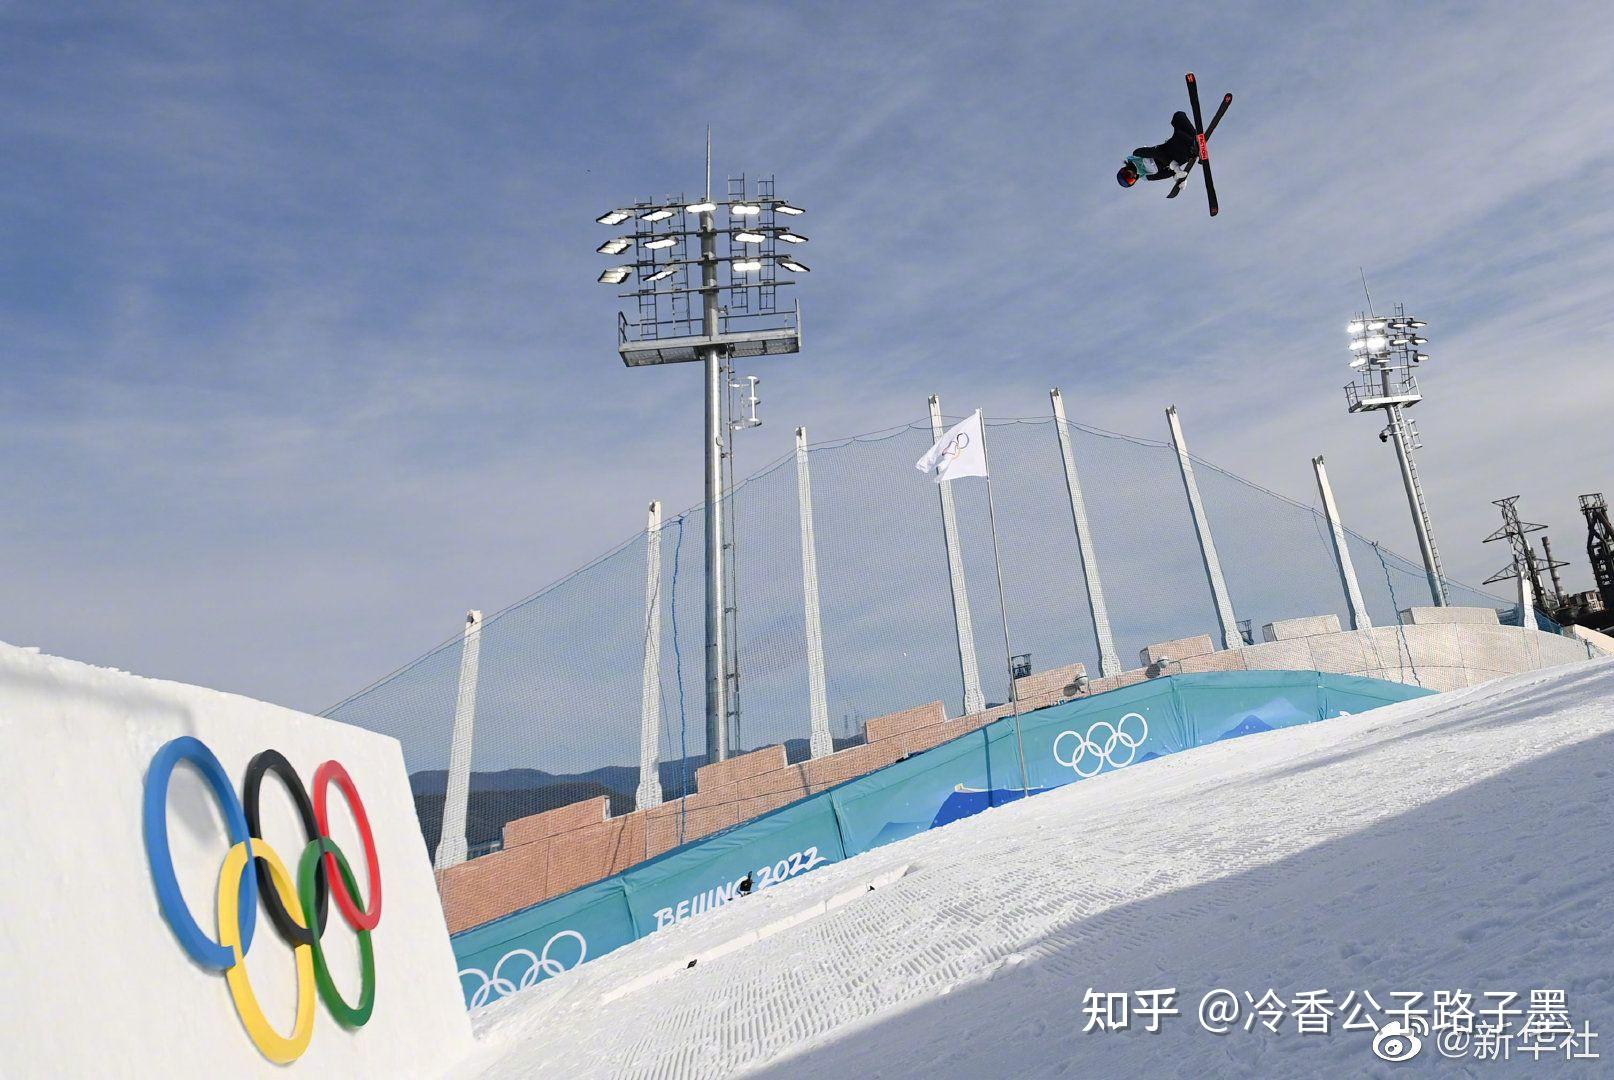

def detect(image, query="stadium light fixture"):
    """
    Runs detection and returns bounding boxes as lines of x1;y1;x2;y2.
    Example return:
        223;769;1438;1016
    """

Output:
777;257;810;273
1341;301;1445;605
592;137;811;768
776;231;808;244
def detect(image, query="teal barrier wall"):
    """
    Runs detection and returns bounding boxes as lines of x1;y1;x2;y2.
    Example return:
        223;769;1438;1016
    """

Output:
452;670;1431;1008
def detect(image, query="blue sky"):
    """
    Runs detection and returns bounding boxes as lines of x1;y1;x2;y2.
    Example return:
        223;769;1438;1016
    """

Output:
3;2;1612;713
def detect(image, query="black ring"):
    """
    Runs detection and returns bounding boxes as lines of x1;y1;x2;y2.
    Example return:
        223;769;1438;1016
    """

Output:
243;749;329;945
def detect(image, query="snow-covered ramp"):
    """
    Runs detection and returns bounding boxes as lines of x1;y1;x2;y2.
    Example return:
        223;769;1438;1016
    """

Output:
459;659;1614;1077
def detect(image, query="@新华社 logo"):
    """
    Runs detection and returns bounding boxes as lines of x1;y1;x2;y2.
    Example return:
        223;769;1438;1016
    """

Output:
1052;712;1149;778
143;736;383;1064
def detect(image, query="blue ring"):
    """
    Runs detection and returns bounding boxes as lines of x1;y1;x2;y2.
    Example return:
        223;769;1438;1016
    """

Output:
142;736;257;969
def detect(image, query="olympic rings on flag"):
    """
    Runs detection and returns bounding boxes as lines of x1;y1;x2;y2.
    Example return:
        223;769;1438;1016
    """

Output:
141;736;382;1062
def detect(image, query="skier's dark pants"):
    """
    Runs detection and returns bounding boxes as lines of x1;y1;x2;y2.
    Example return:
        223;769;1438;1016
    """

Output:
1133;111;1198;178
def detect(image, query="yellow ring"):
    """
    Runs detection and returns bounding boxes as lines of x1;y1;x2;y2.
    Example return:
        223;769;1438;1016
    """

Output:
218;840;317;1064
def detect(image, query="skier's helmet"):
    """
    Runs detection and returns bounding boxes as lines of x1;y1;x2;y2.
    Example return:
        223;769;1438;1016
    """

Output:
1117;163;1138;188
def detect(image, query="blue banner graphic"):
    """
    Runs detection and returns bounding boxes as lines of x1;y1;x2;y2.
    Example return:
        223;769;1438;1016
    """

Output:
450;670;1430;1008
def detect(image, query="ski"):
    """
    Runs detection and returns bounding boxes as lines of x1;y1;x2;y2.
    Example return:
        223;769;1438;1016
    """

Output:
1166;90;1231;199
1183;72;1220;216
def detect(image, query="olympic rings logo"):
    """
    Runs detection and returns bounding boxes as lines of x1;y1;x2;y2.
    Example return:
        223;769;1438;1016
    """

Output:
1052;712;1149;778
142;736;383;1064
457;932;588;1009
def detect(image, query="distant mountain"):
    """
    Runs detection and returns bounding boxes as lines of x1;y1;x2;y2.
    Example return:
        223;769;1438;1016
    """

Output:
408;735;861;854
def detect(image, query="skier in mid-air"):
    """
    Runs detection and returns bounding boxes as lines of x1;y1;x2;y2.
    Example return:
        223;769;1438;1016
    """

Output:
1116;110;1198;188
1117;74;1232;215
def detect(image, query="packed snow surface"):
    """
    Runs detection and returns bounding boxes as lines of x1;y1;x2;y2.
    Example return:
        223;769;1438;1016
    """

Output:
455;660;1614;1078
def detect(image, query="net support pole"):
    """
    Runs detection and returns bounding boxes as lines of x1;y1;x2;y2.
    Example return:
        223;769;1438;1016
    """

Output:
636;501;666;810
795;428;835;760
1050;388;1122;677
979;420;1031;798
1312;455;1372;630
1515;555;1537;630
1166;405;1242;650
930;395;986;715
434;608;482;870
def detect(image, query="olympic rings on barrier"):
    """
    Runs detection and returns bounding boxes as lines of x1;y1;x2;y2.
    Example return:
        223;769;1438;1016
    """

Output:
1052;712;1149;778
219;839;317;1064
142;736;258;969
457;931;588;1009
313;760;382;931
141;736;382;1062
243;749;328;947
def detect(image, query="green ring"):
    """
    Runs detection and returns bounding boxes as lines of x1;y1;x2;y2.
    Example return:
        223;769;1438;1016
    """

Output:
298;837;376;1027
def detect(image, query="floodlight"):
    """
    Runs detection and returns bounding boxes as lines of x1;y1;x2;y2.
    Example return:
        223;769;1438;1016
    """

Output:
1349;356;1368;368
1406;319;1426;328
1413;352;1430;362
686;201;717;213
731;259;763;272
597;237;632;255
1366;319;1388;331
1349;339;1369;353
645;236;679;250
776;232;808;244
732;203;761;216
1409;336;1427;345
1347;320;1365;334
1389;336;1410;346
734;231;766;244
645;264;680;283
598;266;631;284
773;203;805;215
641;208;676;222
1365;334;1388;352
597;210;631;225
777;257;810;273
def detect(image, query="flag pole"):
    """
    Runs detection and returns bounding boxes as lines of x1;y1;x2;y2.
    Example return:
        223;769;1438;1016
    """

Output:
978;414;1031;799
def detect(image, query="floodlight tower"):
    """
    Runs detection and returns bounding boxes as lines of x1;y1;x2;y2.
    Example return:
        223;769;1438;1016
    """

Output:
1343;303;1448;605
594;136;808;764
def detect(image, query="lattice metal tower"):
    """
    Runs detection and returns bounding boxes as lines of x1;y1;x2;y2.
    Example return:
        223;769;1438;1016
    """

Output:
1482;496;1563;613
1582;493;1614;612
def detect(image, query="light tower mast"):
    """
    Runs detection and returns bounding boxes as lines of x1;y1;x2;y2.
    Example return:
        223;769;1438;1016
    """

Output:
1343;301;1447;605
594;138;809;764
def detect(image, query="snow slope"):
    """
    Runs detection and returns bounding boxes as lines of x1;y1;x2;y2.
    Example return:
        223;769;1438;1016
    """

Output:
455;659;1614;1078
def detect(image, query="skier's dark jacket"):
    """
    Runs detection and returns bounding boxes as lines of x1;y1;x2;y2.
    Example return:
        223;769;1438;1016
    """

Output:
1132;111;1198;180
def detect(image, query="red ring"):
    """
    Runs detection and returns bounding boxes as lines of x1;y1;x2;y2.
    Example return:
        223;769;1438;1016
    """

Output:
312;760;382;931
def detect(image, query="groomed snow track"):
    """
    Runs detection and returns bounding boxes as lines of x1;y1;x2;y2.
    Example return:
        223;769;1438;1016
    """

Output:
457;658;1614;1078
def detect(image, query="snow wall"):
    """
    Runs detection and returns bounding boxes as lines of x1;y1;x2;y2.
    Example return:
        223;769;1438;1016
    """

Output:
455;669;1431;1008
0;642;474;1078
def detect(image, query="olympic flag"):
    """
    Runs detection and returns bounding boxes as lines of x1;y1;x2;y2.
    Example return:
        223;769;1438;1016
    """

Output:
916;409;989;483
